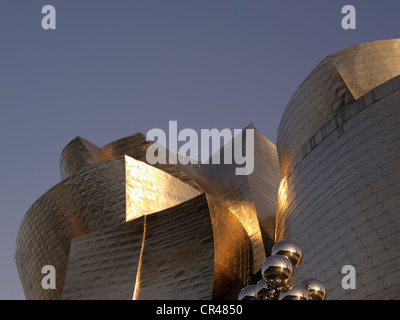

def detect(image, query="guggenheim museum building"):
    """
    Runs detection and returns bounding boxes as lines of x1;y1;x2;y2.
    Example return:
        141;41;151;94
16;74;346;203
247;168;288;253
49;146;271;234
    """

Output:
15;39;400;300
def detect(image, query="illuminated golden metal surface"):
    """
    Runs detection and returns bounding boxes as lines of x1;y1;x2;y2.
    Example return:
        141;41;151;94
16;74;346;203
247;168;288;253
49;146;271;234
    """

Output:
332;39;400;99
206;194;252;300
132;215;147;300
16;151;199;300
176;123;281;273
300;278;326;300
261;255;293;289
133;193;252;300
276;75;400;299
277;39;400;177
279;285;309;300
60;133;202;192
125;155;200;221
19;39;400;301
16;134;252;300
271;239;302;269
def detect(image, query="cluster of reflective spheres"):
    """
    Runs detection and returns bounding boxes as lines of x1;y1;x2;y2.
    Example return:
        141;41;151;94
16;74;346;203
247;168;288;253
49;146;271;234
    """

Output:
238;240;326;300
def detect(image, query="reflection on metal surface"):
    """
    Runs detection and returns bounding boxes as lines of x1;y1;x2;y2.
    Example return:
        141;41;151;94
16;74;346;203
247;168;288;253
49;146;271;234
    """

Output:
271;240;303;269
176;123;281;272
239;240;326;300
277;39;400;177
125;155;200;221
18;39;400;300
279;285;309;300
132;215;147;300
261;255;293;289
300;278;327;300
16;131;254;300
255;278;275;300
238;285;257;300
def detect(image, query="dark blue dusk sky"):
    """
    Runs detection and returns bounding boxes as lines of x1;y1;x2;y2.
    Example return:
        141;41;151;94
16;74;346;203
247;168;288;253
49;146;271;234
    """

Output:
1;1;399;299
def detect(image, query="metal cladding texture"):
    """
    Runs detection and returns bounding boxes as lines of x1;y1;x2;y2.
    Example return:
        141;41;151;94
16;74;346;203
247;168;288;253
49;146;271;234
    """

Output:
125;156;201;221
16;133;253;300
15;157;127;300
62;217;145;300
276;73;400;299
134;194;252;300
277;39;400;177
176;123;281;273
60;132;202;192
16;39;400;300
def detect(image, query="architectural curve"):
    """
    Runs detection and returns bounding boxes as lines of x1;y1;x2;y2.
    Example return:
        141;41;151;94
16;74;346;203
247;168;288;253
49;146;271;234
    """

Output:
15;154;201;299
16;133;254;300
276;75;400;299
277;39;400;177
176;123;281;273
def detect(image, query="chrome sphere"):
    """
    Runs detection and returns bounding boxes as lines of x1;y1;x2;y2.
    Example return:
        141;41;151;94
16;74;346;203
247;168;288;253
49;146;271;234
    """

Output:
279;284;309;300
261;255;293;289
238;285;257;300
271;240;303;268
300;278;327;300
255;278;275;300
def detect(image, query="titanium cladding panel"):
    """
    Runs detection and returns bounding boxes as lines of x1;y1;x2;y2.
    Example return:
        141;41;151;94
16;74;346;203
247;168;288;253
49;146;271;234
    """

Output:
276;40;400;300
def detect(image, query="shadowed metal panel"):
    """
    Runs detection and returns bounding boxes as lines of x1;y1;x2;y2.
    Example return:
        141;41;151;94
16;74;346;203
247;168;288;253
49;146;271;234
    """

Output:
277;39;400;178
134;194;215;300
176;123;280;273
60;136;102;179
277;57;354;177
15;157;127;300
62;217;145;300
134;193;252;300
206;194;252;300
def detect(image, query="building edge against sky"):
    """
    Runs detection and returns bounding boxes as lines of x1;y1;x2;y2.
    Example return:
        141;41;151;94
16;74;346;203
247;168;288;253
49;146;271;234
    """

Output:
15;39;400;299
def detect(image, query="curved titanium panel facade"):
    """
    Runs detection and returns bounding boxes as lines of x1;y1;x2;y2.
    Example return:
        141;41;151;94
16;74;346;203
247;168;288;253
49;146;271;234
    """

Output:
15;153;201;299
17;39;400;300
277;39;400;177
16;134;254;300
15;157;127;300
62;217;145;300
276;76;400;299
60;132;202;191
134;194;252;300
177;123;281;273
